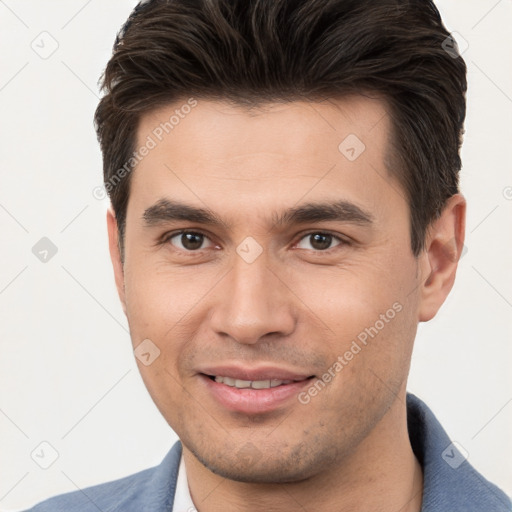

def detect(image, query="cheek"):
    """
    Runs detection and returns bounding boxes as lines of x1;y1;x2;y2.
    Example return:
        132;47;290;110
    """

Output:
123;266;202;428
122;262;226;408
288;255;418;389
290;258;411;334
123;259;215;340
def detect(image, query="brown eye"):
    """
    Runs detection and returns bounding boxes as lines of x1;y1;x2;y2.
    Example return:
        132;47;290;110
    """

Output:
296;232;343;251
167;231;213;251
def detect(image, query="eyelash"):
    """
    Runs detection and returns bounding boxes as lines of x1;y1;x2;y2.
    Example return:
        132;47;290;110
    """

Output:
160;229;350;253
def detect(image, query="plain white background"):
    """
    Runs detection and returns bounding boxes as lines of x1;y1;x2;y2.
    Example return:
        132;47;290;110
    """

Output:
0;1;511;510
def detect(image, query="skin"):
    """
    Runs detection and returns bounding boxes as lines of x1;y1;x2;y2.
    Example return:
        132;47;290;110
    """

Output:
107;96;466;512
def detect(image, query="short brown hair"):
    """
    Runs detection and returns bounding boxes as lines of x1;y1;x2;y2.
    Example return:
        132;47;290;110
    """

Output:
94;0;467;260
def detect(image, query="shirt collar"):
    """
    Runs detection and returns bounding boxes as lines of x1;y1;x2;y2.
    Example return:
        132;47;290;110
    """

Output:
172;449;196;512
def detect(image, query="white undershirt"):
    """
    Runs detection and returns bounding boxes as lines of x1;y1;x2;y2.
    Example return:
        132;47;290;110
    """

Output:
172;452;197;512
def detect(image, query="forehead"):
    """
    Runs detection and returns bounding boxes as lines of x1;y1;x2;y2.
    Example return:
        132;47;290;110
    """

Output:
136;95;390;163
129;96;402;227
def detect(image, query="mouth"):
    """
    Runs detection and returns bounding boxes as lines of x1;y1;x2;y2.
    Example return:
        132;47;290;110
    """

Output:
205;374;312;389
199;369;316;414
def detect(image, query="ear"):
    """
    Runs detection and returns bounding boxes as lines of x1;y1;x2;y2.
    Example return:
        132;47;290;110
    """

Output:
417;193;466;322
107;207;127;315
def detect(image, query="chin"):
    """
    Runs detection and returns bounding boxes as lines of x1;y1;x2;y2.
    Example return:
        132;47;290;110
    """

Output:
205;461;315;484
189;441;336;484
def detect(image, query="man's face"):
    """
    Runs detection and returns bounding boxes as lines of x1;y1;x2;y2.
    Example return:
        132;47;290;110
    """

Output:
114;96;426;482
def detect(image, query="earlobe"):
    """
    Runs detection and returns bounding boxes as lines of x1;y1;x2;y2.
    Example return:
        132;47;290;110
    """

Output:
106;208;127;315
418;193;466;322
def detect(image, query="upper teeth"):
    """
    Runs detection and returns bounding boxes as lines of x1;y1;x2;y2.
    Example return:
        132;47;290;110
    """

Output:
214;376;293;389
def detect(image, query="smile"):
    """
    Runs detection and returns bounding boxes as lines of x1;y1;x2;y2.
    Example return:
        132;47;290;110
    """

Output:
212;376;295;389
200;371;315;414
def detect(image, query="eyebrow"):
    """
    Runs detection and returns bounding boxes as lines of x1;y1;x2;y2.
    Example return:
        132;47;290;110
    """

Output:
142;198;374;229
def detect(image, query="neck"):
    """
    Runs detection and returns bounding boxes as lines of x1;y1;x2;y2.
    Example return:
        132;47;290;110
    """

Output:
182;393;423;512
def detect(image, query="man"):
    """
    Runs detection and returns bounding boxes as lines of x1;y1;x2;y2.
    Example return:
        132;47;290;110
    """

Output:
26;0;511;510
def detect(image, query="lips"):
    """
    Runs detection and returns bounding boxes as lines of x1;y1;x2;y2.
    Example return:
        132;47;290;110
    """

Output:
198;366;315;414
213;376;294;389
200;365;313;382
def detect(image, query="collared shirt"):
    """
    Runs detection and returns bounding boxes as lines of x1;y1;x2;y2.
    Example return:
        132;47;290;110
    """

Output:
25;393;512;512
172;451;195;512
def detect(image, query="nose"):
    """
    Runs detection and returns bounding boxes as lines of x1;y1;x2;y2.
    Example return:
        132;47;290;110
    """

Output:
209;252;297;345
